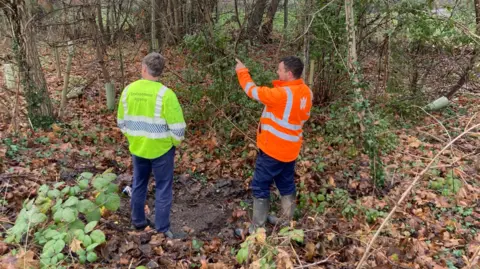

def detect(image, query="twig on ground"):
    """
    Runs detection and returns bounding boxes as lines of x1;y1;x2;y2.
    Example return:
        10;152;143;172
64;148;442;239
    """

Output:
355;122;480;269
467;245;480;269
294;251;338;269
290;242;303;267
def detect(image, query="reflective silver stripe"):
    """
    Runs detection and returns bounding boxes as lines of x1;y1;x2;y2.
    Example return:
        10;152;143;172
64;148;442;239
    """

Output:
252;87;260;101
168;122;186;129
124;115;166;124
122;86;129;115
283;86;293;121
168;122;186;141
244;82;255;94
262;111;302;130
154;85;168;117
261;124;300;142
123;129;171;139
170;132;184;141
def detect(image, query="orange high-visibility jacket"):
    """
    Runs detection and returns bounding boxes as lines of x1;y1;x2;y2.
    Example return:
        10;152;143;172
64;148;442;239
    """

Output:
236;68;313;162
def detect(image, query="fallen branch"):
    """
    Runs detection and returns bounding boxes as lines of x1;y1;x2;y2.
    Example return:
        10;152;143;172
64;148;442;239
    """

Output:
294;251;338;269
355;122;480;269
467;245;480;269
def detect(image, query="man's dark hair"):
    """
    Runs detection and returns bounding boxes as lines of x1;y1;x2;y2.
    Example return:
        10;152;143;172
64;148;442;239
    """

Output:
142;52;165;77
280;56;304;79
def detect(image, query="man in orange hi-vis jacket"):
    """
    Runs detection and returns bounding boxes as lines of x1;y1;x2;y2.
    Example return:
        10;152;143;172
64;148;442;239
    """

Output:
234;56;312;236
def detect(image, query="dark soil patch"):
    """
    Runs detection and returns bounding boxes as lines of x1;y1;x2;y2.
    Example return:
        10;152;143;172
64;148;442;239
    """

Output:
116;173;248;240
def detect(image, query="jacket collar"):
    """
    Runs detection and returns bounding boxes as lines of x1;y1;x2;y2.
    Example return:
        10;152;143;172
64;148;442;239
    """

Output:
272;78;305;87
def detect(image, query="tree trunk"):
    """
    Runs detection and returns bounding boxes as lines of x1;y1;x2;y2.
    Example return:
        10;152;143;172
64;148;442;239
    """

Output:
155;0;164;51
3;0;54;128
246;0;268;40
151;0;158;51
259;0;280;42
60;41;75;118
345;0;365;132
445;0;480;98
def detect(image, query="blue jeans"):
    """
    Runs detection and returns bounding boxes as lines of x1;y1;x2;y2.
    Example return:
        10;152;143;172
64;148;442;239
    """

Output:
131;147;175;232
251;150;296;199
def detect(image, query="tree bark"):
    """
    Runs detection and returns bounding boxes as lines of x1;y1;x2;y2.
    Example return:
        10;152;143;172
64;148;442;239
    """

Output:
345;0;365;132
260;0;280;42
3;0;54;128
445;0;480;98
246;0;268;40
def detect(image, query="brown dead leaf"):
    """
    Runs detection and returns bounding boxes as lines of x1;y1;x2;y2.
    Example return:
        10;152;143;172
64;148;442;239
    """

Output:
144;204;151;215
276;249;294;269
305;242;316;261
407;136;421;148
0;241;8;255
16;250;39;269
328;176;336;187
255;228;266;244
51;123;62;133
232;209;247;219
70;238;83;252
119;256;130;265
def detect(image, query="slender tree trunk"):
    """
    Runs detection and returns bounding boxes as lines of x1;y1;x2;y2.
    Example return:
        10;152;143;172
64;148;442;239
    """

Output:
445;0;480;98
260;0;280;42
151;0;158;51
3;0;54;128
60;41;75;118
246;0;268;40
53;46;62;78
345;0;365;132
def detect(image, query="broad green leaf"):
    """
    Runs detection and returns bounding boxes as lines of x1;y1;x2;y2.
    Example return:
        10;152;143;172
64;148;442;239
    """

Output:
51;256;58;264
54;239;65;253
90;230;106;244
79;172;94;180
236;248;249;264
92;177;110;191
102;172;117;182
104;193;120;211
56;253;65;260
82;235;92;247
95;193;106;205
136;267;147;269
84;221;98;233
44;239;56;252
106;183;119;193
73;229;85;242
62;208;75;223
40;257;51;266
38;184;49;196
61;186;71;195
31;213;47;224
53;209;63;222
78;179;89;190
86;243;100;252
79;253;86;264
86;251;98;262
44;229;60;239
54;182;65;188
63;196;79;207
85;208;101;222
47;189;61;199
69;219;86;231
78;199;96;213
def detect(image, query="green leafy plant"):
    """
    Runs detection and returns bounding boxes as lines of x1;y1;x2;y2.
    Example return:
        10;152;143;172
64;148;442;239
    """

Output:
5;170;120;268
429;169;462;196
236;227;303;268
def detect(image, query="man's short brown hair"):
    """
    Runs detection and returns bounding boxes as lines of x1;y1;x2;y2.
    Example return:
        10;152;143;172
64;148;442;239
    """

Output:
142;52;165;77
